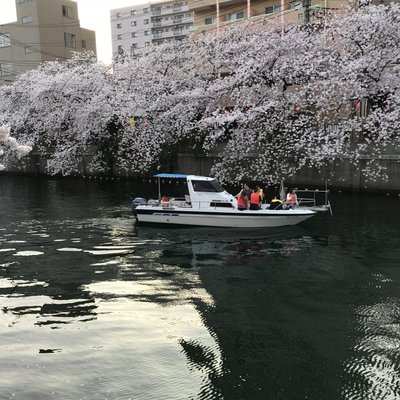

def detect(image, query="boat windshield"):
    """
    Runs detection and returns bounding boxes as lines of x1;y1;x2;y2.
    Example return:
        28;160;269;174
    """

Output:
191;179;225;193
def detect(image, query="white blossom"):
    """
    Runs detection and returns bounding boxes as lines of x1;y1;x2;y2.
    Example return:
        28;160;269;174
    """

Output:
0;5;399;183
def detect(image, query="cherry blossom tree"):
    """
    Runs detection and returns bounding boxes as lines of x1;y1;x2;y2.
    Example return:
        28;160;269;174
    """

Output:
0;4;398;183
0;125;32;171
196;3;400;183
0;52;113;175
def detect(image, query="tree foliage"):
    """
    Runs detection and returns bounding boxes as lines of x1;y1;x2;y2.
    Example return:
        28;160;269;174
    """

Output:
0;4;399;182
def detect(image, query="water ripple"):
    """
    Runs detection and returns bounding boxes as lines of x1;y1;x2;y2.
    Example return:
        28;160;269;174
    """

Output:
342;300;400;399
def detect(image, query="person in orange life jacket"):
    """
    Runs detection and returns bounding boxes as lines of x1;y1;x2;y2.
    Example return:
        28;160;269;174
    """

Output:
236;183;252;210
237;190;248;211
161;196;168;203
285;189;298;209
249;189;262;210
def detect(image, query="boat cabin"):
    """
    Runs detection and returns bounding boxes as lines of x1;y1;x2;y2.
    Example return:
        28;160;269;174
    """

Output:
156;174;237;210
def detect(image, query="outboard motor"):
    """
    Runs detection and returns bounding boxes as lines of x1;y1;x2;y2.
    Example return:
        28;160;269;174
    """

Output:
131;197;147;215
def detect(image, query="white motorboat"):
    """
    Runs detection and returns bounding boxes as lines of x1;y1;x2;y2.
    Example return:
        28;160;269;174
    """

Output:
132;174;316;228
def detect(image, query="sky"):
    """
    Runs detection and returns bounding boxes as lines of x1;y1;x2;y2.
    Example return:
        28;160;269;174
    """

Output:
1;0;144;64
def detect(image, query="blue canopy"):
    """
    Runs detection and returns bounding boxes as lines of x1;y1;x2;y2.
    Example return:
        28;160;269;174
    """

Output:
154;173;188;179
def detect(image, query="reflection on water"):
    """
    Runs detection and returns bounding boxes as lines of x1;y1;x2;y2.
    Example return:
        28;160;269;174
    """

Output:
0;176;400;399
341;299;400;400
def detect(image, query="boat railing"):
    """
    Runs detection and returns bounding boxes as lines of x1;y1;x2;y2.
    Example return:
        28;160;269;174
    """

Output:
295;189;332;214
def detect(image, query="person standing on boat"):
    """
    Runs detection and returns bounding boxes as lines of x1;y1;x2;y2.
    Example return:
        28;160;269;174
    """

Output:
256;185;265;204
242;183;252;198
285;189;298;209
249;188;262;210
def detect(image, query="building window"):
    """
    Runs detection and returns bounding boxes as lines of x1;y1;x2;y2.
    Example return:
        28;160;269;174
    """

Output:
118;45;123;54
22;15;33;24
131;32;136;38
143;8;149;13
0;33;11;48
116;12;121;18
117;34;122;40
145;42;150;47
130;44;136;58
265;5;281;14
225;11;244;21
144;30;149;36
117;23;122;29
82;40;86;48
130;10;136;16
291;1;303;9
0;63;13;76
62;5;74;19
144;19;149;24
131;21;137;27
64;32;76;48
205;17;216;25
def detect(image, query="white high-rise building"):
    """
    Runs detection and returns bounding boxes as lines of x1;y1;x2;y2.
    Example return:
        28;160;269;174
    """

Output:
110;1;193;59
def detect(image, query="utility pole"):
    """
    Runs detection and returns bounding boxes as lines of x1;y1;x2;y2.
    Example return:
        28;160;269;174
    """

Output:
304;0;311;24
216;0;220;33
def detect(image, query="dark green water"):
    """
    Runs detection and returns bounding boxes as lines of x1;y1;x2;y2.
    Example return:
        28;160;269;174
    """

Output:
0;176;399;400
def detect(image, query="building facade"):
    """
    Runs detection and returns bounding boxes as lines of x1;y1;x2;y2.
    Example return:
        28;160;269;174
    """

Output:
110;1;193;59
187;0;400;34
188;0;349;34
0;0;96;85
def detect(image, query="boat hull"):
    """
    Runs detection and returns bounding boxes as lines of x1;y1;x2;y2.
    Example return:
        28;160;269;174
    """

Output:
135;207;315;228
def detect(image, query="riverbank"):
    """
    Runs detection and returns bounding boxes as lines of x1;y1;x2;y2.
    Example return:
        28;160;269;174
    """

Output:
2;150;400;194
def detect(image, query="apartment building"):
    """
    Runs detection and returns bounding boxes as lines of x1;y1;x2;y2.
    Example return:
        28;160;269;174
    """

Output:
0;0;96;84
188;0;399;33
110;1;193;59
188;0;390;34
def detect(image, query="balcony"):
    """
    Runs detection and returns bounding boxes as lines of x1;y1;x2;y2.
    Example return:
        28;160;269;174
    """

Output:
151;3;189;16
152;15;192;28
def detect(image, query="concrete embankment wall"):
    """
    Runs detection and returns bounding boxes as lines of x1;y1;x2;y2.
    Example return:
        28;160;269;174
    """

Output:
176;152;400;193
3;150;400;193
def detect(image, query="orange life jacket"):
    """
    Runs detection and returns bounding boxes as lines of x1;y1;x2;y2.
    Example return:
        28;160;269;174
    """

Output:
250;192;261;205
286;193;297;204
237;195;247;208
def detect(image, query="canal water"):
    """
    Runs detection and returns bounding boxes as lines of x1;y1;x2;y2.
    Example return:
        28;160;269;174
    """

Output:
0;176;399;400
